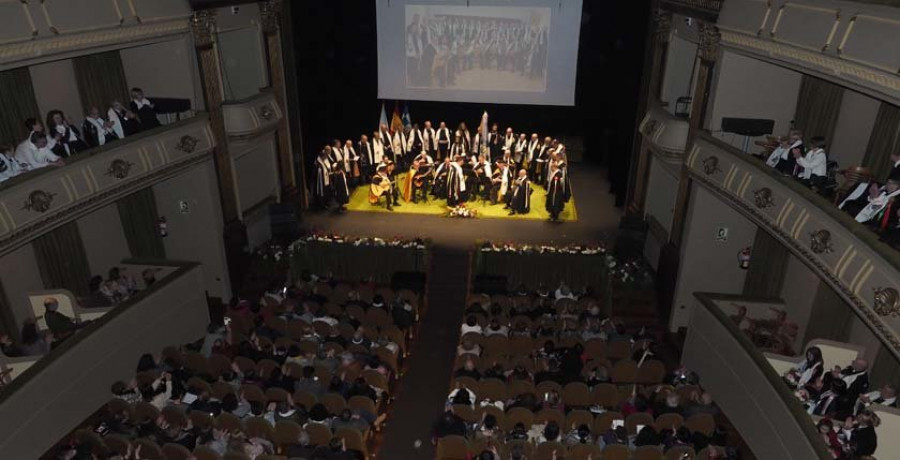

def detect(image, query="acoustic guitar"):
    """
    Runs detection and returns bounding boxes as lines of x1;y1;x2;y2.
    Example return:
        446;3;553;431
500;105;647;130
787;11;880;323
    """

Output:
369;174;392;204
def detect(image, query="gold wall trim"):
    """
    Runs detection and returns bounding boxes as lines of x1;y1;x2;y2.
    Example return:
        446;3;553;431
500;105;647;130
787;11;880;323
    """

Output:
719;30;900;95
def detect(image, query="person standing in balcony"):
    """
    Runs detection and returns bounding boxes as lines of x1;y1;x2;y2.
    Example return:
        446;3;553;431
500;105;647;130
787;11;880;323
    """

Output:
47;110;88;157
130;87;160;130
792;136;827;189
108;100;141;138
82;106;119;148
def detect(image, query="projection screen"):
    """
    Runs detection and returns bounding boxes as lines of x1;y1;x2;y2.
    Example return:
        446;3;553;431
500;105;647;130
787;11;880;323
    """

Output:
376;0;583;106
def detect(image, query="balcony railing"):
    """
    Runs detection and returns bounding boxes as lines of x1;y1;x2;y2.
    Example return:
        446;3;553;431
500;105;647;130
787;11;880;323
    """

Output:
0;260;209;459
685;131;900;359
223;88;284;140
685;293;831;459
639;102;691;164
0;115;215;257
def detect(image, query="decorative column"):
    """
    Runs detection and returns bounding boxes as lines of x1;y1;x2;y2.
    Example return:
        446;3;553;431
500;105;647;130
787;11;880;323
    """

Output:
191;10;240;223
625;8;673;215
669;21;721;245
260;0;299;199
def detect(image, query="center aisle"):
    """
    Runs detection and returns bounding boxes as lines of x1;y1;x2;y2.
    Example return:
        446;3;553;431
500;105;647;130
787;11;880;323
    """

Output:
379;246;470;459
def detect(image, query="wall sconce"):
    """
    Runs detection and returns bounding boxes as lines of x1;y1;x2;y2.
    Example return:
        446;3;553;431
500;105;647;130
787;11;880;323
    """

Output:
737;247;752;270
158;217;168;237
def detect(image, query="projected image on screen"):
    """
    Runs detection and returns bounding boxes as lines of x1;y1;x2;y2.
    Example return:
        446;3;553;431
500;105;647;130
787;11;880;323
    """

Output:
405;5;550;93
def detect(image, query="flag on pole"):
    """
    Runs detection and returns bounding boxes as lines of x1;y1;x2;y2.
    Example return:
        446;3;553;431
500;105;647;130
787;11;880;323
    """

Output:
402;104;411;129
481;111;489;148
391;101;404;134
379;103;388;130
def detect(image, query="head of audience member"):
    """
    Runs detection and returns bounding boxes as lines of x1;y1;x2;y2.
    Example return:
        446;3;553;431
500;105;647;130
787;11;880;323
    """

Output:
131;87;145;101
809;136;826;152
886;176;900;194
851;358;869;374
804;346;824;367
24;118;43;134
789;129;803;143
44;297;59;312
30;131;48;149
542;420;560;442
86;106;103;120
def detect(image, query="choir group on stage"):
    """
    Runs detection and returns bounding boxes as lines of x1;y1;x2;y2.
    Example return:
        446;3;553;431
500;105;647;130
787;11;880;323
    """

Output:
313;120;572;221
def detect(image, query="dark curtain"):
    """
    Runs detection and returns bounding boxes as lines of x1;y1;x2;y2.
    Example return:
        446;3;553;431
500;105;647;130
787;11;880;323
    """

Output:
793;75;844;149
861;102;900;181
117;189;166;259
742;228;789;297
73;50;130;113
32;222;92;297
0;67;40;147
0;280;17;341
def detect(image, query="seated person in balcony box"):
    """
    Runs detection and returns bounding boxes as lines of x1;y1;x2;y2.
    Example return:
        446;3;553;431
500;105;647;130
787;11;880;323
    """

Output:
840;181;882;218
784;346;824;389
47;109;88;157
14;131;64;170
766;129;803;175
43;297;81;340
809;378;854;420
21;117;57;151
854;383;897;416
0;144;23;183
841;410;879;458
792;136;827;188
82;106;119;147
854;175;900;229
824;358;870;402
109;100;141;138
130;87;161;130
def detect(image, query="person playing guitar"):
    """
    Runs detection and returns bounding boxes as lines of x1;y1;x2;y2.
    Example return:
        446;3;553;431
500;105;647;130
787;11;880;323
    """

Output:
370;161;400;210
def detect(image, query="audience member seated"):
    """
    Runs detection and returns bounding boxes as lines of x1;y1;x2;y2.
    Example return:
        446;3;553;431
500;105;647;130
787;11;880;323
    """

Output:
0;144;23;183
14;131;64;171
766;130;804;176
109;100;142;138
46;109;88;157
792;136;828;189
854;383;897;415
82;106;120;147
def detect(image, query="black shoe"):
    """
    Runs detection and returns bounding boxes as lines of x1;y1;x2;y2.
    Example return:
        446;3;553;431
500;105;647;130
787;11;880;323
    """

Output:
508;211;516;216
393;202;402;207
386;206;394;211
411;199;417;204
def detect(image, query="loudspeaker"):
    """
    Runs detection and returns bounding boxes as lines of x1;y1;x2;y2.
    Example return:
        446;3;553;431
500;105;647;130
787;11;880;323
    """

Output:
391;271;427;294
473;275;508;296
269;203;299;244
721;117;775;137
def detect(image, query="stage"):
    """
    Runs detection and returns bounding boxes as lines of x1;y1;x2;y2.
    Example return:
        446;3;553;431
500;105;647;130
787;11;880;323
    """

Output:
345;172;577;222
303;164;621;248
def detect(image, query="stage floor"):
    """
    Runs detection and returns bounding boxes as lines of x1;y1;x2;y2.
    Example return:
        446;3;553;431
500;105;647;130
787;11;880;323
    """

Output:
345;173;577;222
303;165;622;248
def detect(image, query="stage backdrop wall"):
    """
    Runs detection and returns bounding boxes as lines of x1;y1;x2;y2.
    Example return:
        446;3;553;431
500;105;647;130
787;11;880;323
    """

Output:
376;0;583;106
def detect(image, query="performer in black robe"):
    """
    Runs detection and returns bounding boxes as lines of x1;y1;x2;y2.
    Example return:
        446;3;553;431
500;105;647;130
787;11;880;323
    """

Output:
313;149;333;210
330;162;350;212
446;156;466;206
487;124;501;161
546;166;566;222
432;157;451;199
509;169;532;215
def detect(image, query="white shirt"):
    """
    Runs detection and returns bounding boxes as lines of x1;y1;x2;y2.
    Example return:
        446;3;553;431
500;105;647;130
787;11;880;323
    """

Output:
460;323;482;335
795;148;827;179
0;152;23;182
855;188;900;223
452;162;466;191
108;108;126;139
14;139;60;170
372;139;384;164
766;139;803;167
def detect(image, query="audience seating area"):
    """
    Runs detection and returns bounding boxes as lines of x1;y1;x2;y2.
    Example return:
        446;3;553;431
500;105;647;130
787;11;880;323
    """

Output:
49;275;423;460
433;291;734;460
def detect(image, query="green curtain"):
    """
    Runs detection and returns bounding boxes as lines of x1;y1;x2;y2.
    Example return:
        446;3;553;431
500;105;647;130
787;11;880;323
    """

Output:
861;102;900;182
793;75;844;149
117;189;166;259
0;67;40;147
742;228;789;297
32;222;92;297
290;242;428;284
73;50;130;113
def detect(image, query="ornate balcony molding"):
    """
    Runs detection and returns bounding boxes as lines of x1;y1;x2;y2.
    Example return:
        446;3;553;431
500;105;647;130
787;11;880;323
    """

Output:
222;90;284;140
639;103;690;165
717;0;900;104
660;0;723;20
0;0;193;70
0;115;215;257
685;131;900;360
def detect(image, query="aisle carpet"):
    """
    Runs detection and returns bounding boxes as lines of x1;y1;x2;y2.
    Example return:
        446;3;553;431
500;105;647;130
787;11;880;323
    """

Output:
345;173;578;221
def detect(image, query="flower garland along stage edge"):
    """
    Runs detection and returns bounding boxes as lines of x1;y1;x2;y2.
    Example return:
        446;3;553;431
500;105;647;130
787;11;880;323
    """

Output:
448;204;478;218
289;231;430;253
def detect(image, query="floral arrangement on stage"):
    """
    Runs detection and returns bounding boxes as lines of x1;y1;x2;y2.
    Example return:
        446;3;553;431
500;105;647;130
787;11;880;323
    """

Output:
448;204;478;218
289;230;428;252
476;240;607;255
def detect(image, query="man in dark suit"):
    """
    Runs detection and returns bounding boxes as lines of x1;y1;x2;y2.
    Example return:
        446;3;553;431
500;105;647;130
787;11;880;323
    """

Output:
824;358;870;402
